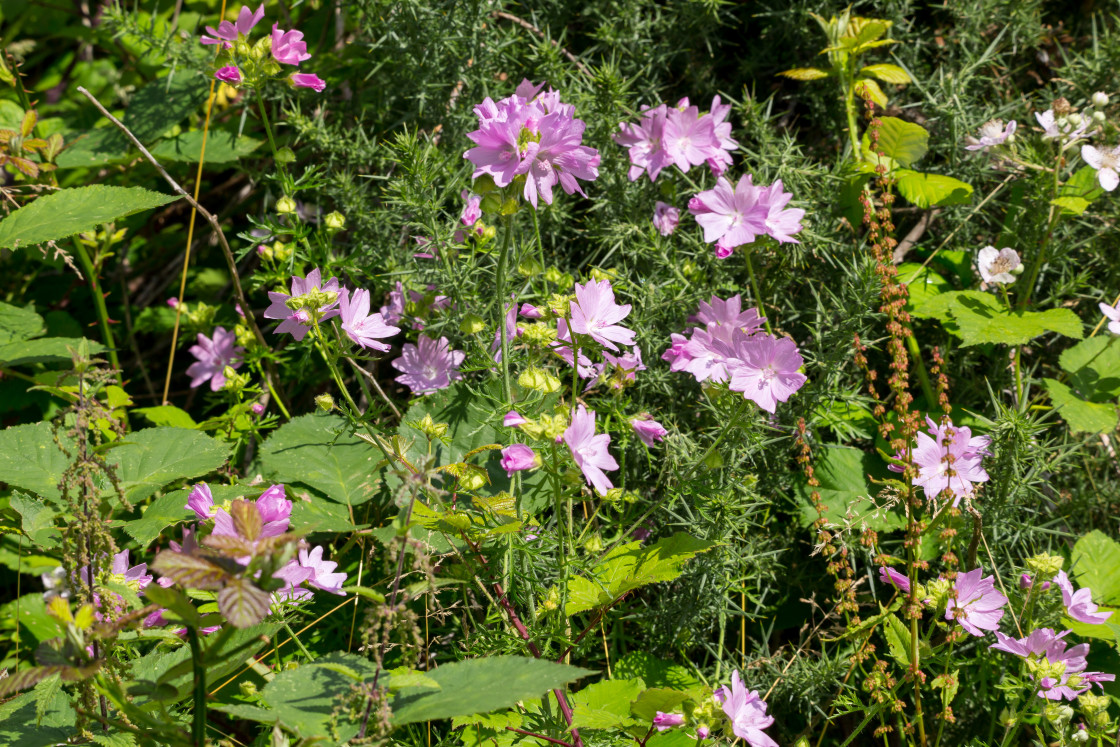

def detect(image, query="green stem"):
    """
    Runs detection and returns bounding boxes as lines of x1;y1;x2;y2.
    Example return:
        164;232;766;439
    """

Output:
743;248;773;334
497;216;514;409
71;238;121;376
1017;153;1065;311
904;332;936;409
256;90;290;191
186;626;207;747
531;208;547;297
284;622;314;660
932;639;955;747
842;58;862;159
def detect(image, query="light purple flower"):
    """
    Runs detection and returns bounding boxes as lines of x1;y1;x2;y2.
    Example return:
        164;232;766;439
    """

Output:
664;99;717;173
689;175;768;254
569;279;635;352
263;268;341;340
726;335;808;413
661;332;692;372
759;179;805;244
186;327;244;391
461;190;482;226
705;95;739;176
1020;573;1051;591
1055;571;1113;625
912;417;990;504
391;336;465;394
631;416;667;446
694;295;765;334
380;281;406;326
563;405;618;496
946;567;1007;637
271;24;311;65
613;104;672;182
519;303;543;319
1101;301;1120;335
1082;144;1120;191
256;484;292;537
990;627;1114;700
251;402;266;416
300;546;347;595
653;712;685;731
290;73;326;92
552;319;597;379
111;550;153;590
1036;110;1091;142
340;288;400;352
965;119;1016;151
715;671;777;747
504;410;527;427
186;483;215;520
653;201;680;236
977;246;1021;285
879;566;911;593
201;3;264;48
215;66;242;84
500;444;539;477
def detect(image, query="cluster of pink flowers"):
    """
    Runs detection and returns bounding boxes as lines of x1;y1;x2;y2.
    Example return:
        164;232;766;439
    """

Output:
946;567;1008;637
653;670;776;747
186;326;244;391
903;417;991;505
662;294;807;413
991;628;1114;700
689;174;805;257
264;268;400;351
201;4;325;92
614;96;738;182
464;80;600;208
563;405;619;496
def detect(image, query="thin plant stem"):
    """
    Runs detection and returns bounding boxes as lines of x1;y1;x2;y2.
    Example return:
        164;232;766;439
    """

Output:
743;247;773;335
932;639;955;747
71;238;120;376
497;216;514;408
1017;150;1065;311
904;332;937;408
186;626;208;747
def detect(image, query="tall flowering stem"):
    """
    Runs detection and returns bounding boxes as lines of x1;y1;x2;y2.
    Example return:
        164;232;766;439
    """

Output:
496;216;514;408
186;626;207;747
743;248;773;335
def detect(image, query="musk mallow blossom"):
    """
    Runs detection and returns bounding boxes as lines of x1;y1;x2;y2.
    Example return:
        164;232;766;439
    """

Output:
186;483;215;520
912;417;990;504
503;410;528;427
109;550;153;592
601;346;646;384
201;3;265;48
689;175;767;256
946;567;1008;637
614;97;738;182
339;288;400;352
569;279;635;351
977;246;1021;285
290;73;326;93
879;566;911;593
630;416;667;446
391;335;465;394
661;332;692;372
214;66;242;85
759;179;805;245
186;327;244;391
563;405;619;496
263;268;341;340
1055;571;1113;625
991;627;1114;700
613;103;673;182
1100;300;1120;335
1083;143;1120;191
299;546;346;595
964;119;1016;151
714;671;777;747
380;281;406;326
663;99;719;173
694;294;765;334
726;335;808;413
271;24;311;65
653;201;680;236
1021;573;1052;591
461;190;482;227
652;712;685;731
500;444;539;477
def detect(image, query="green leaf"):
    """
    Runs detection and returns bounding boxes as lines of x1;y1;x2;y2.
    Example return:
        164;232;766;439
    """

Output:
794;445;903;531
390;656;593;726
0;337;104;367
566;533;714;616
931;670;960;709
217;577;272;629
882;612;912;669
1063;614;1120;644
289;492;363;533
0;302;45;344
150;129;262;165
122;484;244;546
1052;166;1105;216
916;291;1084;346
0;688;75;746
133;406;198;429
569;678;643;730
0;422;72;501
870;117;928;167
778;67;831;81
0;186;178;250
1059;336;1120;400
112;427;230;504
10;490;58;548
260;414;383;506
854;78;888;108
898;262;950;314
1072;531;1120;605
630;688;690;722
860;63;912;84
1043;378;1119;434
895;170;973;208
613;652;700;692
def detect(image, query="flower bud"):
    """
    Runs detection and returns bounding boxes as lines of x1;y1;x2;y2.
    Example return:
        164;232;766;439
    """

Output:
583;533;603;553
1092;91;1110;108
542;586;560;612
324;211;346;231
415;413;449;440
1071;728;1089;743
473;175;498;195
459;313;486;335
272;241;292;262
500;197;520;216
481;224;497;241
239;681;259;698
257;244;274;261
1093;110;1107;124
520;322;557;345
518;257;542;276
479;193;502;215
275;147;297;165
222;367;249;392
1068;112;1084;127
315;393;335;412
276;196;297;215
251;402;266;416
518;367;560;393
234;324;255;349
544;267;574;288
1026;553;1064;579
459;470;487;492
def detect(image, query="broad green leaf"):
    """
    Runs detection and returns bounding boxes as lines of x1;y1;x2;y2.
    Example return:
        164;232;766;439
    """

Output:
0;302;44;344
613;652;700;692
1059;336;1120;400
390;656;593;726
882;612;912;669
794;445;903;531
0;337;104;367
860;63;911;84
0;422;72;501
895;170;973;208
0;688;75;746
111;427;230;504
1063;614;1120;644
0;186;178;250
452;711;523;730
289;492;362;533
854;78;887;108
1052;166;1105;216
916;291;1083;346
630;688;690;722
871;117;928;167
260;414;382;506
898;262;950;314
151;129;262;164
122;487;198;546
1043;378;1119;434
778;67;831;81
217;577;272;629
3;593;62;643
570;678;643;730
566;533;714;616
133;405;198;429
1072;531;1120;605
10;491;58;548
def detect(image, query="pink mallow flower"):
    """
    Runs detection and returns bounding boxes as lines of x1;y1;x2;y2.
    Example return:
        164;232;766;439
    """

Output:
214;66;242;85
689;175;767;256
563;405;618;496
263;268;341;340
461;191;482;226
715;671;777;747
1055;571;1113;625
339;288;400;352
504;410;528;427
271;24;311;65
911;417;990;505
630;416;667;446
653;201;680;236
726;335;808;413
946;567;1008;637
569;279;635;352
110;550;153;591
759;179;805;244
201;4;264;48
879;566;911;593
964;119;1016;151
256;484;292;537
186;327;244;391
299;546;347;595
991;627;1114;700
290;73;326;92
653;712;685;731
186;483;215;520
391;335;465;394
380;281;406;326
500;444;539;477
1020;573;1051;591
613;103;673;182
1100;301;1120;335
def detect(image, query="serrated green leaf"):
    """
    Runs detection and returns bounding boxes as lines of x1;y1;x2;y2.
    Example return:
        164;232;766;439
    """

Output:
918;291;1083;346
1052;166;1105;215
0;337;105;367
0;422;72;501
613;652;700;692
895;170;973;208
860;63;911;84
133;405;198;429
1059;336;1120;400
151;129;262;164
794;445;903;532
882;612;912;669
570;678;643;730
869;117;928;167
899;262;950;314
0;186;178;250
0;301;44;344
10;491;58;548
0;687;75;746
260;414;382;506
1044;378;1119;434
630;688;690;722
112;427;230;504
1072;531;1120;605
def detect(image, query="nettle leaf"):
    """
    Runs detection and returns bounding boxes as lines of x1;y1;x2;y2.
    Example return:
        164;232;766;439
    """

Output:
914;291;1083;346
1072;531;1120;605
778;67;831;81
150;129;262;165
217;577;272;629
860;63;912;84
133;405;198;429
1043;379;1119;434
565;533;714;616
10;491;58;548
631;688;691;723
0;687;75;746
390;656;593;726
895;170;973;208
613;652;700;692
150;551;229;590
0;422;72;502
870;117;928;167
0;186;178;250
124;484;248;546
260;414;382;506
570;678;644;731
793;445;903;531
0;301;45;344
111;427;230;504
0;337;104;367
899;262;950;314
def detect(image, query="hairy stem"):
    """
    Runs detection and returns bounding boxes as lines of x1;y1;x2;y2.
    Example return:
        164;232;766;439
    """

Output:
186;626;207;747
71;238;120;375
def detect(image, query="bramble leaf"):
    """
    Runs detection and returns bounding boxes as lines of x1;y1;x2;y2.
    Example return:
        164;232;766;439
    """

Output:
0;186;178;250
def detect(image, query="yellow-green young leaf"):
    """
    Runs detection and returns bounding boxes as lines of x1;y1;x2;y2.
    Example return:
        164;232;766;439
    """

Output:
854;78;888;108
870;117;930;167
779;67;831;81
845;16;892;43
860;63;912;84
0;186;178;250
1043;379;1119;435
895;170;973;208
